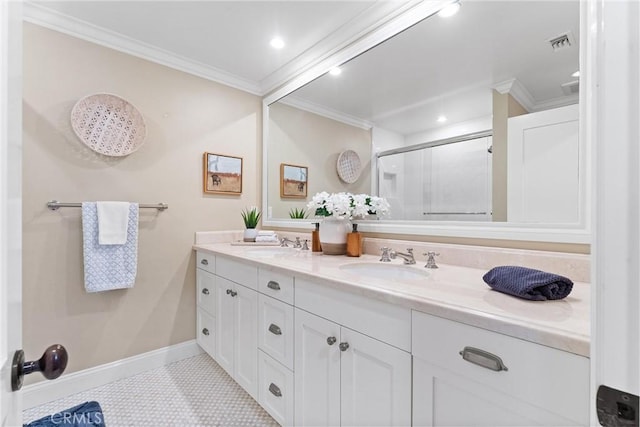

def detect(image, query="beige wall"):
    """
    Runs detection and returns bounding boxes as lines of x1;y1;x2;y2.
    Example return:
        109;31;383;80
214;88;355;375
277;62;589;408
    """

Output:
22;23;261;382
491;90;528;221
268;102;371;219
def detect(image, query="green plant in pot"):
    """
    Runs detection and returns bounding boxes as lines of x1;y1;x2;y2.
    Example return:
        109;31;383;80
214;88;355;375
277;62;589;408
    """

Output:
289;207;308;219
241;207;261;242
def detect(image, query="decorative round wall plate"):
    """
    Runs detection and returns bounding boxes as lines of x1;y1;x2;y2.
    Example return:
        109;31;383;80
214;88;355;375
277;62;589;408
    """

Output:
70;93;146;157
337;149;362;184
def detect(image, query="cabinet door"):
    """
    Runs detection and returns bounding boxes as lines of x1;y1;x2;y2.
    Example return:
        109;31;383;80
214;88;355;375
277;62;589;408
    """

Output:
215;277;236;375
294;309;341;427
340;327;411;427
234;283;258;399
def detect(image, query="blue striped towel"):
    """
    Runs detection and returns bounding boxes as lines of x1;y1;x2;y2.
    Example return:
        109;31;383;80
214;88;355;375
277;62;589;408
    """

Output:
482;266;574;301
82;202;138;292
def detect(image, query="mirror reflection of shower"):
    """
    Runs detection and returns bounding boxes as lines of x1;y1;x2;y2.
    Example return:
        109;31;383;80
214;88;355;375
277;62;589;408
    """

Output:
377;131;492;221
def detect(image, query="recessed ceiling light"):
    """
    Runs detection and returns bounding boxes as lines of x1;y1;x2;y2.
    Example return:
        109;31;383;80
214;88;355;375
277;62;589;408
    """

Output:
572;70;580;77
329;67;342;76
270;37;285;49
437;115;448;123
438;2;461;18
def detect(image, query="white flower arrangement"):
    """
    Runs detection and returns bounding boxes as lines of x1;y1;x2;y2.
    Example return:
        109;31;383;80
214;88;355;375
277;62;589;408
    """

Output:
307;191;390;219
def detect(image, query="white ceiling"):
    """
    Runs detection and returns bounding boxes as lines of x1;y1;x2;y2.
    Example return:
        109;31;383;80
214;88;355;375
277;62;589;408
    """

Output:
26;1;580;136
27;0;411;93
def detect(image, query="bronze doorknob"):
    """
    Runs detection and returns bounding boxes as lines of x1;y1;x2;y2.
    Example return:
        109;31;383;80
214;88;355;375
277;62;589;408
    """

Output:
11;344;68;391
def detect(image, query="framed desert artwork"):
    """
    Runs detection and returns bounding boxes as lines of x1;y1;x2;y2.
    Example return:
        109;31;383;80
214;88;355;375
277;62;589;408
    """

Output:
203;152;243;194
280;163;308;198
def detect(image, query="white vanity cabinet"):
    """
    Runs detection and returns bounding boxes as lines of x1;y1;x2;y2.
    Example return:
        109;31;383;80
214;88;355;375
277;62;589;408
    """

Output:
294;279;412;427
212;257;259;400
412;311;590;426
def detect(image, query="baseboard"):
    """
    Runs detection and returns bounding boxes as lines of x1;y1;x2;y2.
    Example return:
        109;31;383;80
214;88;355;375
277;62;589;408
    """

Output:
22;340;204;410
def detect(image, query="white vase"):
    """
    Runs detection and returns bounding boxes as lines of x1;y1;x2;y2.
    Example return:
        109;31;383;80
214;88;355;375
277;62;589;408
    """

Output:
243;228;258;242
319;217;351;255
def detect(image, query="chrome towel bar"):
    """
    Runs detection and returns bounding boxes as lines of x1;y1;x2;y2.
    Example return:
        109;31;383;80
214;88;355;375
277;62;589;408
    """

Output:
47;200;168;211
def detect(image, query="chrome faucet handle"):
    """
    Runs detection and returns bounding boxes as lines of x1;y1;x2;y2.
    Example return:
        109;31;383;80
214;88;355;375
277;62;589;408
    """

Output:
302;239;309;250
294;237;302;248
380;247;392;262
423;251;440;269
280;237;293;247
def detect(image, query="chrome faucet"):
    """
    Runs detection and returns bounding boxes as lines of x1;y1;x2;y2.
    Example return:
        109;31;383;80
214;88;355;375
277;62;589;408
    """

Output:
380;247;392;262
390;248;416;265
424;251;440;269
280;237;302;248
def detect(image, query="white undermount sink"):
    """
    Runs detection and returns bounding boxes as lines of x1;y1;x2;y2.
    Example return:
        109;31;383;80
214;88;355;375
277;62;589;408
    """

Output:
243;247;296;257
339;262;430;280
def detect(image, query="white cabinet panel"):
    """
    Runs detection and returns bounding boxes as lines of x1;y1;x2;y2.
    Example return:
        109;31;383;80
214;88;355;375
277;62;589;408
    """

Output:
217;256;258;289
258;294;294;370
340;327;411;427
294;308;341;427
258;350;294;426
196;308;215;358
258;267;294;305
196;251;215;274
234;283;258;399
196;269;216;316
215;277;235;375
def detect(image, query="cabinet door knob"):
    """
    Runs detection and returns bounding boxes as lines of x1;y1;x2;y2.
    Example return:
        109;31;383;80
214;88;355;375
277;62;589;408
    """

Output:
267;281;281;291
269;382;282;397
459;346;508;372
202;288;209;295
200;259;209;266
268;324;282;335
230;290;237;297
339;342;349;352
202;328;210;336
326;336;337;346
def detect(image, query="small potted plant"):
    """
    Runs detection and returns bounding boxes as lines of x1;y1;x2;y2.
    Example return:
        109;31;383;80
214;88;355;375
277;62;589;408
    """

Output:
241;207;261;242
289;207;308;219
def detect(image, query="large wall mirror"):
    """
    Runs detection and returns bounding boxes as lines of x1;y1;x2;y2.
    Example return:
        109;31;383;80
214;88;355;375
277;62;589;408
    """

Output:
263;0;588;244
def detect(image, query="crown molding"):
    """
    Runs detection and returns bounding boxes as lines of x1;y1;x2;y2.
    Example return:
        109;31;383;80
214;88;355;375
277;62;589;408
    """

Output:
493;78;535;112
22;2;262;95
531;93;580;112
280;96;373;130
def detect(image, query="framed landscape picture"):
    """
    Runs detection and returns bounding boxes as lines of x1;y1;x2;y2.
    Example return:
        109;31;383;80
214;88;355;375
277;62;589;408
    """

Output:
280;163;308;198
203;152;243;194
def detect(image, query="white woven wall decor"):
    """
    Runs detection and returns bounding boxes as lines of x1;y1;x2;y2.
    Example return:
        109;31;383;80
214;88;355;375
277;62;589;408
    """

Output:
336;149;362;184
70;93;147;157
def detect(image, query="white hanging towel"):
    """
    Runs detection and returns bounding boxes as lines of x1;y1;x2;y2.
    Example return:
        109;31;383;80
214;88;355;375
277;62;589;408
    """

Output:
82;202;139;292
97;201;130;245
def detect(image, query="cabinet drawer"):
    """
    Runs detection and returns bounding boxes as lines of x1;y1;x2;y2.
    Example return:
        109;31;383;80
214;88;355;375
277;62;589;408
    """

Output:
258;268;294;305
258;294;294;370
196;269;216;316
197;308;215;358
217;256;258;289
196;251;215;274
258;350;294;427
296;278;411;352
412;311;589;423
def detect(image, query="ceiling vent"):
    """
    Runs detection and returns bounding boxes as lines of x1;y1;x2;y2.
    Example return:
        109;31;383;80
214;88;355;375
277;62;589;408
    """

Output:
548;31;576;51
561;80;580;95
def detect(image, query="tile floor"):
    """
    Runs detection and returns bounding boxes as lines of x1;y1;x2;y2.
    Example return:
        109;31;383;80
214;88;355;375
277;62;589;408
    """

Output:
23;354;278;427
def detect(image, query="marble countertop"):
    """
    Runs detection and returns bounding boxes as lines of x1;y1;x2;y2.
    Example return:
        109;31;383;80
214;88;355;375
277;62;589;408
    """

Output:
193;243;590;357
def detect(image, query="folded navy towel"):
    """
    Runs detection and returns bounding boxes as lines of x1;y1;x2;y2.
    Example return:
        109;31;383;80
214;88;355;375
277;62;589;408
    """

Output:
482;266;574;301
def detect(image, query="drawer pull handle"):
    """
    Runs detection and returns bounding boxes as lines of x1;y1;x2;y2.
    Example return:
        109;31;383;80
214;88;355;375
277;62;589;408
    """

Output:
459;346;508;372
267;281;281;291
200;259;209;266
202;328;210;336
202;288;210;295
339;342;349;352
269;383;282;397
268;324;282;335
326;336;337;346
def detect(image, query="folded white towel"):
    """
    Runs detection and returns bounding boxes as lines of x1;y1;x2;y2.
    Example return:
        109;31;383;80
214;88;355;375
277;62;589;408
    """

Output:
257;230;276;236
97;201;130;245
255;235;279;242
